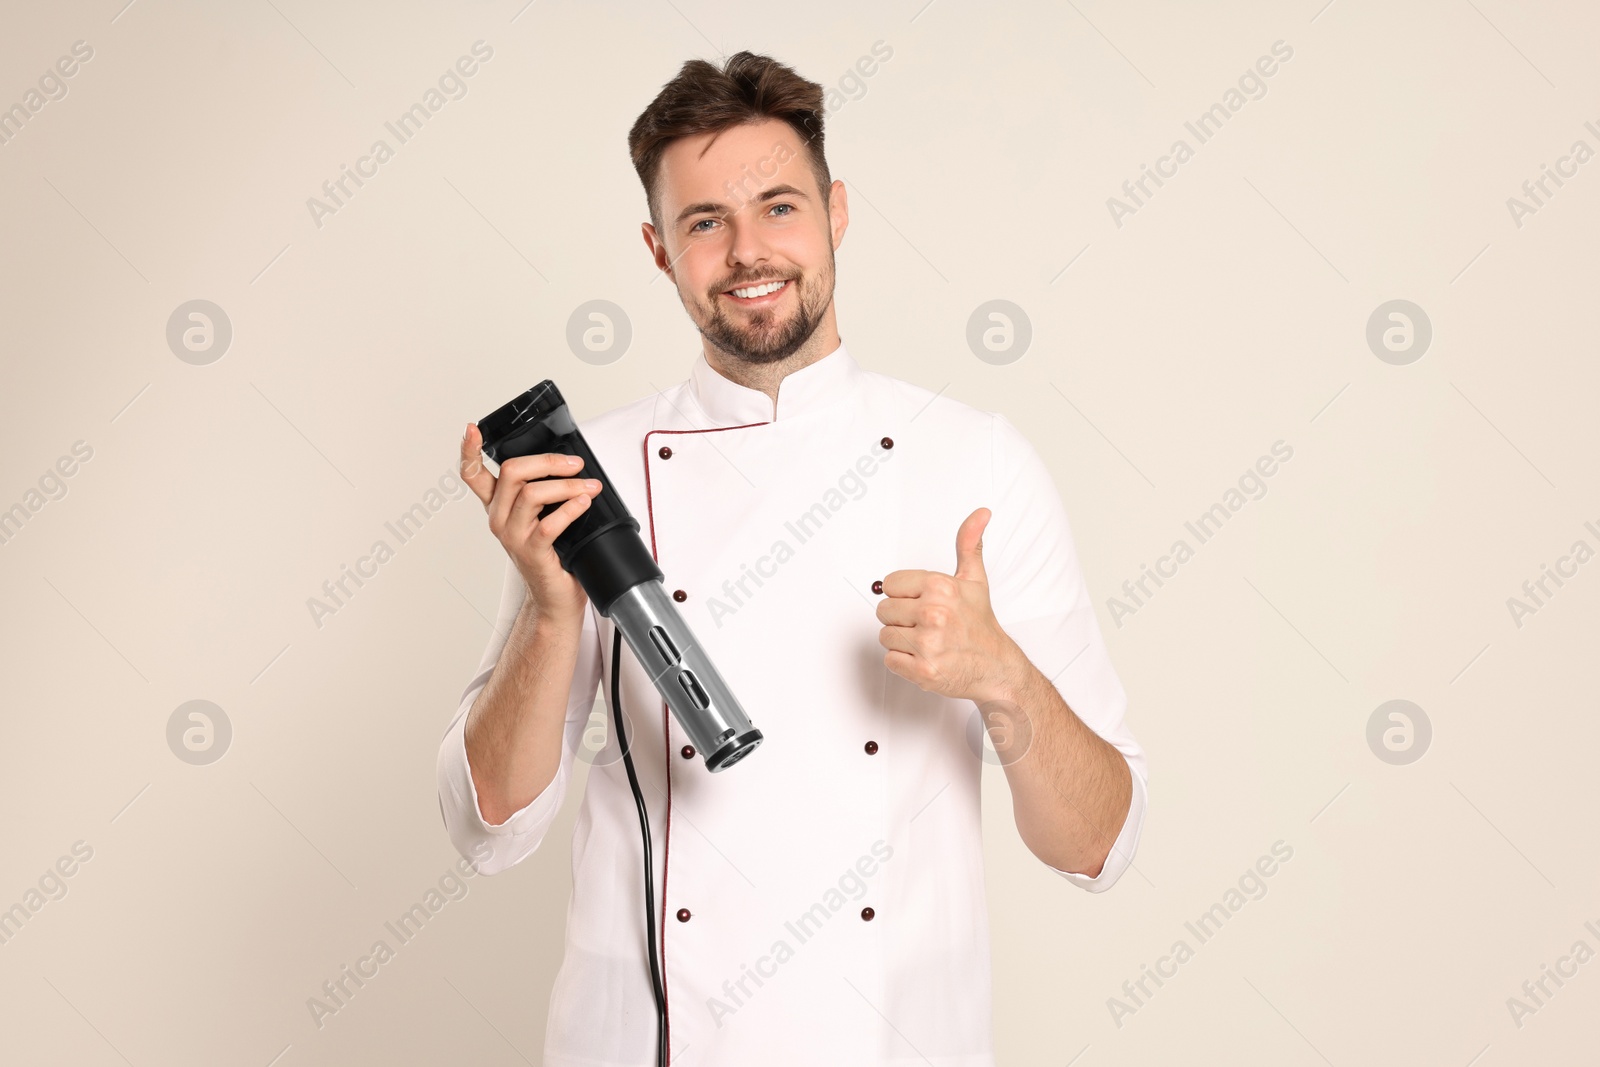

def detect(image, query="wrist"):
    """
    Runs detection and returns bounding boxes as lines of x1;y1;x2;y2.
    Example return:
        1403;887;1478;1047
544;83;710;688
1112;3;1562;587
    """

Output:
515;600;584;648
972;633;1033;707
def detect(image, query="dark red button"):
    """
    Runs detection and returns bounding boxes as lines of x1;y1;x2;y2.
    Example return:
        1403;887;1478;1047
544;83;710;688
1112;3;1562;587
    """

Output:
880;437;893;450
673;589;687;602
871;580;883;595
864;741;878;755
677;908;691;922
659;446;673;459
681;745;695;759
861;907;875;921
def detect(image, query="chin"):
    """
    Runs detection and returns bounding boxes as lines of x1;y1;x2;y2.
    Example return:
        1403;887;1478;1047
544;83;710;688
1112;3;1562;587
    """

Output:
734;326;818;364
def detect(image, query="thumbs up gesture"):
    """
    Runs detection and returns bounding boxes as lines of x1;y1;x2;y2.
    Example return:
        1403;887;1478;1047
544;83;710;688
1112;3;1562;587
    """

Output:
876;507;1021;704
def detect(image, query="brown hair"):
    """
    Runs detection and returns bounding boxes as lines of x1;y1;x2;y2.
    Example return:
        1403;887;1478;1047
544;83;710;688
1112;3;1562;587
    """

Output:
628;51;830;233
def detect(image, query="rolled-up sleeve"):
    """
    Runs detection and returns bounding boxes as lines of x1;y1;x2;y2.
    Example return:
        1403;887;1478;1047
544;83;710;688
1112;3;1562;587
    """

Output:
436;555;603;875
985;412;1149;893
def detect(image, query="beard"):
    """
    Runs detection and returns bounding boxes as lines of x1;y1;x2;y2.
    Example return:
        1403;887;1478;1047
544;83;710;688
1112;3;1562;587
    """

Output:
688;249;835;366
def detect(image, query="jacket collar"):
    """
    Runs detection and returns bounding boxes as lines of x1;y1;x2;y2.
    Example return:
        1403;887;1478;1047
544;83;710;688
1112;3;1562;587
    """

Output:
687;341;860;426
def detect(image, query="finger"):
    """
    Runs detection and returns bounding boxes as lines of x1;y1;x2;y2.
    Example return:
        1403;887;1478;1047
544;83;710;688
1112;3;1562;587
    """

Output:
878;626;918;657
498;451;583;484
883;648;918;683
880;569;932;599
488;454;583;534
875;596;921;628
505;477;599;542
527;490;594;550
460;424;496;506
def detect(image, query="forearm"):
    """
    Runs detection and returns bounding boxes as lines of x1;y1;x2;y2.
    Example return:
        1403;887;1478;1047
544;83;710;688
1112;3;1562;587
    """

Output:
985;640;1133;877
463;601;582;825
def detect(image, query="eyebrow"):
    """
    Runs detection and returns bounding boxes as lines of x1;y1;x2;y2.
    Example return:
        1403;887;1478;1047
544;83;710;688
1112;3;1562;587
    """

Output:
674;184;809;227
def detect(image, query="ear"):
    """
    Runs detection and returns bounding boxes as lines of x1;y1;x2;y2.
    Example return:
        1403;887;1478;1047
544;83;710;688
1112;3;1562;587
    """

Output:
828;178;849;251
641;221;672;278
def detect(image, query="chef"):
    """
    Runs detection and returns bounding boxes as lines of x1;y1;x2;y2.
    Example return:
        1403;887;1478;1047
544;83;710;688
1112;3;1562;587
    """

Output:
437;51;1148;1067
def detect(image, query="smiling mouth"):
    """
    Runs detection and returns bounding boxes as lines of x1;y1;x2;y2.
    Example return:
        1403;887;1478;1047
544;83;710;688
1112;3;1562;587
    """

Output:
722;278;793;305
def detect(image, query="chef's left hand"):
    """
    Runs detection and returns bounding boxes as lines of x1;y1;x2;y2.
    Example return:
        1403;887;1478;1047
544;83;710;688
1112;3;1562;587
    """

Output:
876;507;1019;704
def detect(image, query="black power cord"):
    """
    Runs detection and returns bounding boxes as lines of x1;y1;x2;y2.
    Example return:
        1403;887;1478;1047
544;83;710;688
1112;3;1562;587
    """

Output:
612;626;667;1067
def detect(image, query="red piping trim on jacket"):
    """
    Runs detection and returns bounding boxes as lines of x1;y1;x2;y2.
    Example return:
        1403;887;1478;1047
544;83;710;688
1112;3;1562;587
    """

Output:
642;419;769;1061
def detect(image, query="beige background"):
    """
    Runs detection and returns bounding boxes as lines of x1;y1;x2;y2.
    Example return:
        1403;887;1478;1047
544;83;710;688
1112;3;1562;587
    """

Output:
2;0;1597;1063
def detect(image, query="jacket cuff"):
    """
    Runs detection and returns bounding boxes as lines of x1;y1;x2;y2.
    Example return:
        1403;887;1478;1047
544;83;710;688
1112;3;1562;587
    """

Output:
436;707;567;873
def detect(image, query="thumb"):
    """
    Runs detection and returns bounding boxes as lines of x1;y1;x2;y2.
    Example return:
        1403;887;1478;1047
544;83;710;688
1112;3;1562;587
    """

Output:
954;507;990;583
460;423;496;506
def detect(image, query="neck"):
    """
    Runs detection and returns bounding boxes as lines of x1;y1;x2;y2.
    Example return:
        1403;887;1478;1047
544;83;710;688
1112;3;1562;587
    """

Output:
702;308;841;410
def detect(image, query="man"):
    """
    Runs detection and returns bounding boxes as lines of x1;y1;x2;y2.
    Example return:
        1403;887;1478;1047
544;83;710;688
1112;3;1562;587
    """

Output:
438;51;1147;1066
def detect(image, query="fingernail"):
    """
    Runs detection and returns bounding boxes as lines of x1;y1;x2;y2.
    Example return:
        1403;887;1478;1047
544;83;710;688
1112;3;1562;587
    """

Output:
584;480;601;490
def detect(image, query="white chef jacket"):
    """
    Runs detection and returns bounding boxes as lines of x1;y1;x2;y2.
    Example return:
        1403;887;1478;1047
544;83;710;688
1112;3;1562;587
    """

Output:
437;341;1148;1066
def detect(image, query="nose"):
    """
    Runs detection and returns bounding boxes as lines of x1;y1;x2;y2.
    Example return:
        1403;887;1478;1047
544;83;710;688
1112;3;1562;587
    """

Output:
724;208;776;278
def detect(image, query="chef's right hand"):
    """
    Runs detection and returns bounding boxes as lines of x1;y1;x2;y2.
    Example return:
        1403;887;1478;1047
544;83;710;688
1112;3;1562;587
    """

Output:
460;423;603;634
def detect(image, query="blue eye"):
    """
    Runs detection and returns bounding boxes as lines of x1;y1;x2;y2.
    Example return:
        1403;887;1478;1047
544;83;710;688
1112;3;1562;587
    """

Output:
690;218;716;233
771;203;793;216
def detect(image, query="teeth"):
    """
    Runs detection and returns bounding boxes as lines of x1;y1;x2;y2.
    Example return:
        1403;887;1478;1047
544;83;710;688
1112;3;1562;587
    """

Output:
731;280;787;298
